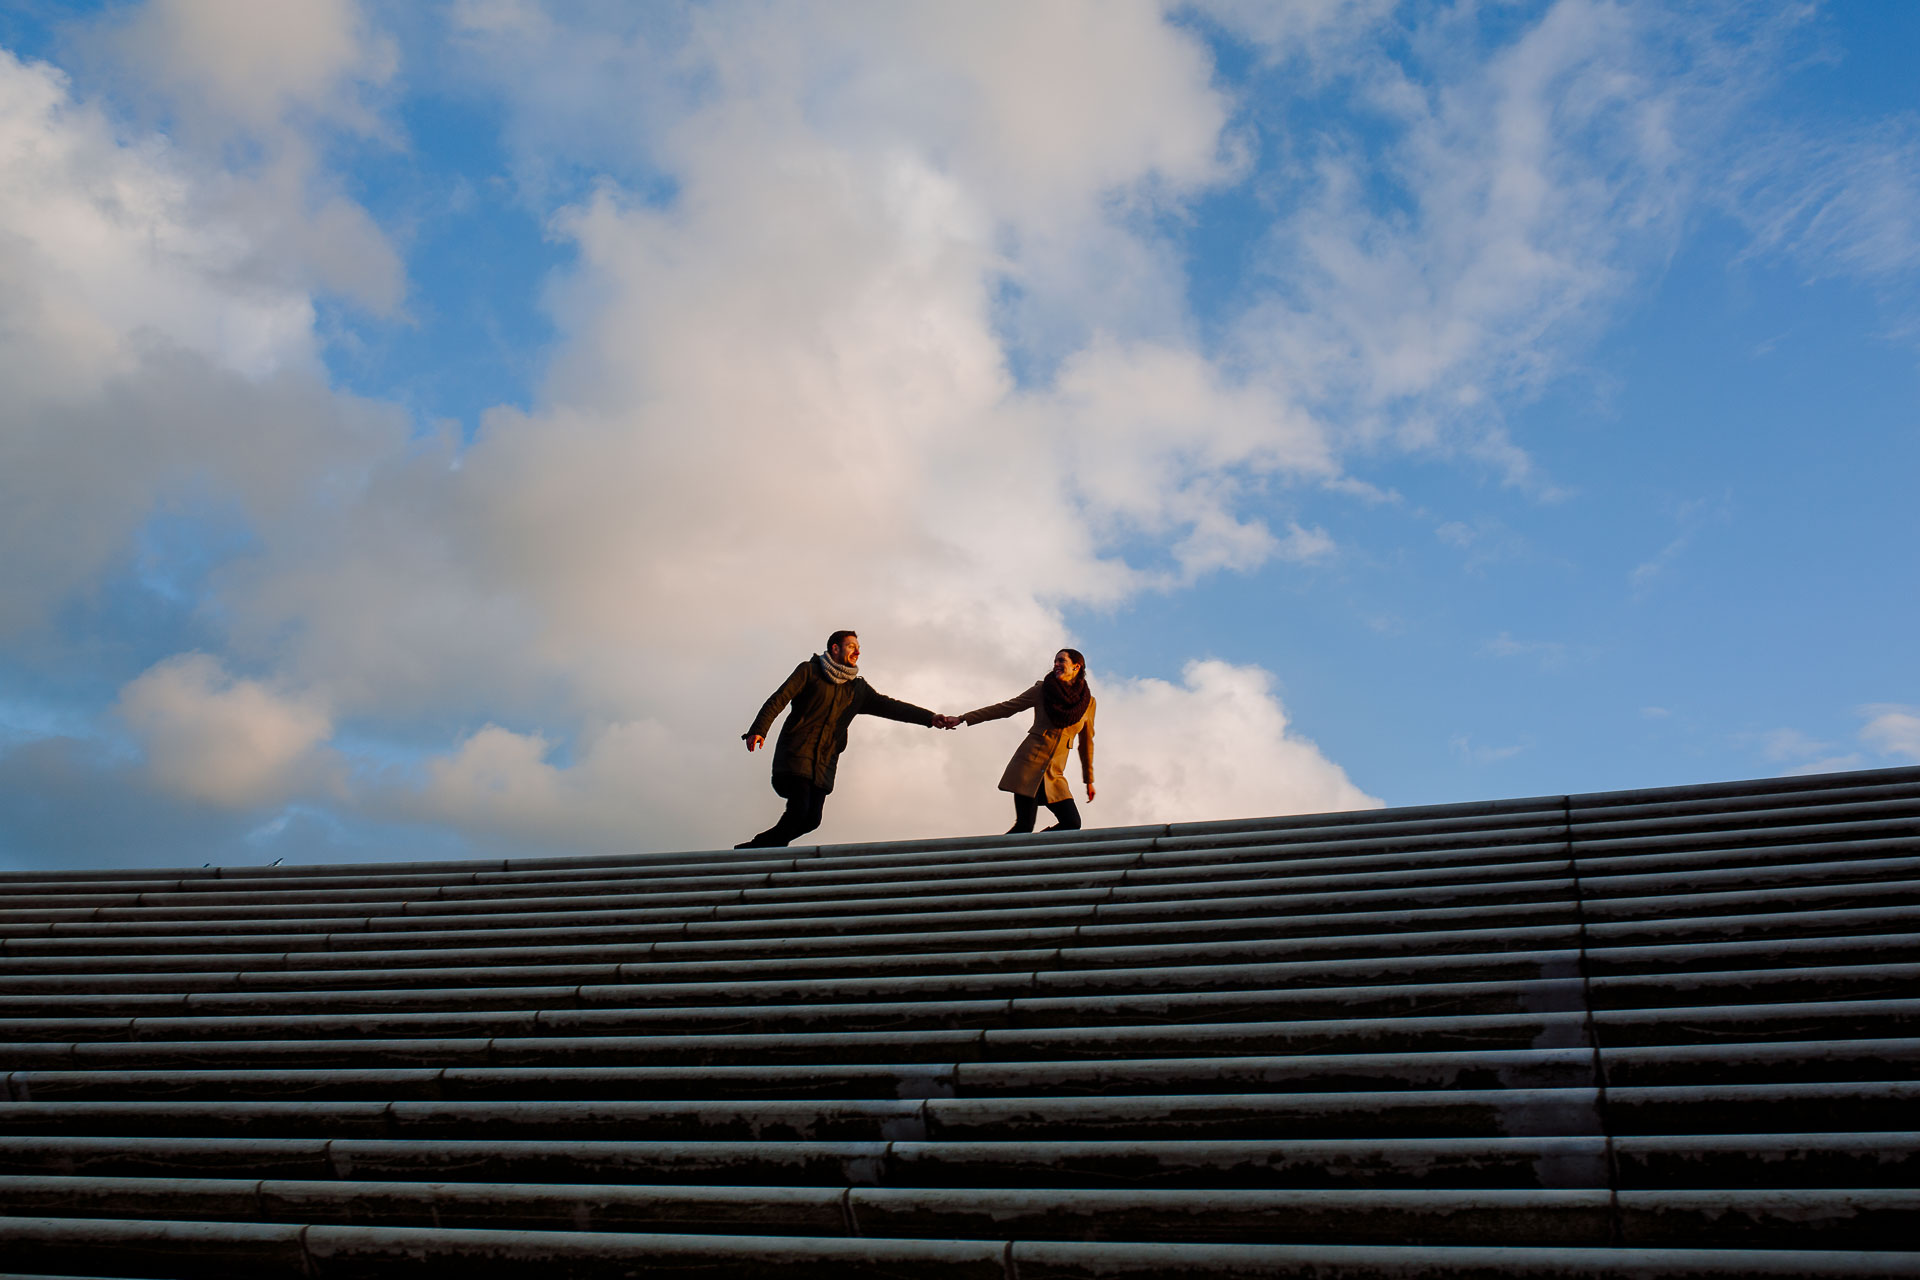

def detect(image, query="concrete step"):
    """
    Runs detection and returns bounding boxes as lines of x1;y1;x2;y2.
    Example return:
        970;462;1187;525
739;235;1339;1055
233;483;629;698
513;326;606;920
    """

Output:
7;832;1915;938
2;1081;1914;1144
4;1215;1920;1277
30;821;1904;932
9;997;1915;1073
0;870;1594;941
7;866;1911;962
7;898;1914;981
0;1088;1618;1141
13;1039;1919;1103
2;1176;1916;1250
0;922;1592;995
5;810;1910;927
0;898;1585;963
6;1131;1919;1190
10;958;1918;1046
0;945;1608;1019
4;925;1914;1007
0;1130;1899;1195
2;948;1912;1026
14;881;1916;975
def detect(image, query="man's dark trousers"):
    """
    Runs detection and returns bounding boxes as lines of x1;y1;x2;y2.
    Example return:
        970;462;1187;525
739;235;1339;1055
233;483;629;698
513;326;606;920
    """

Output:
743;772;829;847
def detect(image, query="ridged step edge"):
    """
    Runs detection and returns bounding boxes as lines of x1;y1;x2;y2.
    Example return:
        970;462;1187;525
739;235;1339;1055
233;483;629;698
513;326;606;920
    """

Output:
2;1178;1917;1250
4;1216;1920;1277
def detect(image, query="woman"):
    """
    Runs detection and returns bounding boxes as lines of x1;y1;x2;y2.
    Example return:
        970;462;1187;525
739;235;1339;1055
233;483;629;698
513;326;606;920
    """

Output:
961;649;1096;833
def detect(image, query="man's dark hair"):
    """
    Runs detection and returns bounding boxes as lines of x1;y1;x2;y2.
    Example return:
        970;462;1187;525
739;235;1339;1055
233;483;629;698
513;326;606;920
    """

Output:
826;630;858;656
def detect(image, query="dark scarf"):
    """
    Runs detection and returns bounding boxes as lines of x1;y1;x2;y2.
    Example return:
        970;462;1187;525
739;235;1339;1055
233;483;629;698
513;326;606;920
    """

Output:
1042;671;1090;726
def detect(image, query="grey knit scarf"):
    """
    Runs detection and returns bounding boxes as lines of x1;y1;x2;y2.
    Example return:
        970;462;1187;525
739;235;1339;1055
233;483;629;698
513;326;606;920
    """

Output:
817;651;859;684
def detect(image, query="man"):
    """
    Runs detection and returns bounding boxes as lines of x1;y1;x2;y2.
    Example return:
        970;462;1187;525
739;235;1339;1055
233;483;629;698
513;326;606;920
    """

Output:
737;630;957;848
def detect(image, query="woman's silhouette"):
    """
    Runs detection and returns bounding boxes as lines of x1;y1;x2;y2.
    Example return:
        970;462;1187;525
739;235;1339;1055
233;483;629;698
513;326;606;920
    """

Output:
960;649;1096;833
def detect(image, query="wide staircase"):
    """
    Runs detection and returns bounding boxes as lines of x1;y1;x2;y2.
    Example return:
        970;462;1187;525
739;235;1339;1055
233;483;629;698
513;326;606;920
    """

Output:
1;766;1917;1278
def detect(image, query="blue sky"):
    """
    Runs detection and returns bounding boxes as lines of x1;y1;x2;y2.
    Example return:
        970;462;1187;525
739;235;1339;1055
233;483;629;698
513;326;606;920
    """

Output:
0;0;1914;869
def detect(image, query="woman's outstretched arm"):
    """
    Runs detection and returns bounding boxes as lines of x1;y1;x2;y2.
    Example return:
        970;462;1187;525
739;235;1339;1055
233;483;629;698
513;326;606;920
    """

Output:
960;680;1042;726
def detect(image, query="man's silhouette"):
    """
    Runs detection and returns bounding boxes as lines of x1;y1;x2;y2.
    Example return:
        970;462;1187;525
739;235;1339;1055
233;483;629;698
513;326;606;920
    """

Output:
737;630;952;848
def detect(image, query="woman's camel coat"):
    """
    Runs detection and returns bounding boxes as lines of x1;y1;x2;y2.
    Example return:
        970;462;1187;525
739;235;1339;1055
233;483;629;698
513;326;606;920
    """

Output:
962;681;1095;804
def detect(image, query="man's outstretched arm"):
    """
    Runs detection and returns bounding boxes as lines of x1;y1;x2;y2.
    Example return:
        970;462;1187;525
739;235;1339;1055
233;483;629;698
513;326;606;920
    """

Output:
859;689;938;729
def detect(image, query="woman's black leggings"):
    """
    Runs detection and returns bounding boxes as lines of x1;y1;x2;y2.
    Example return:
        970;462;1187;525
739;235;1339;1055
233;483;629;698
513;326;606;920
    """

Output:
1010;784;1082;834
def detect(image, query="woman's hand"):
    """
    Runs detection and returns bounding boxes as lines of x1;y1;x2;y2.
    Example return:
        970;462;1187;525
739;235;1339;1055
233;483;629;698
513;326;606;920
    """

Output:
1086;782;1097;802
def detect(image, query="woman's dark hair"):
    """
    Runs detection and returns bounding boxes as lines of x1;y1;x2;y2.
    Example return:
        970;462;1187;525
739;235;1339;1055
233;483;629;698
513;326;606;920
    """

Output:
826;630;858;655
1044;648;1092;725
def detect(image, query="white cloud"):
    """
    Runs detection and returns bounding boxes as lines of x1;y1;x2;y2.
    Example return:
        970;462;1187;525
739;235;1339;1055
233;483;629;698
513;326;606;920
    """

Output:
117;653;336;809
450;0;1233;368
1736;705;1920;780
1197;0;1398;67
285;19;1362;845
0;1;1373;858
1779;756;1866;777
451;0;1227;213
0;50;317;382
1484;632;1575;670
1449;733;1531;766
1019;336;1337;589
376;717;740;853
1752;725;1863;777
1088;660;1375;826
1734;120;1920;285
1436;516;1530;572
1629;533;1691;592
1630;494;1731;593
1278;522;1337;563
106;0;394;137
401;724;572;845
1759;727;1832;763
93;0;405;315
1860;704;1920;762
229;4;1323;732
16;0;1837;863
1228;0;1780;492
0;48;407;640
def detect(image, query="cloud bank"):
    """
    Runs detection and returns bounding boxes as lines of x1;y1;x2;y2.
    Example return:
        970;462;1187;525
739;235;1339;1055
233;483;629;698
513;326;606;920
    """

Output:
0;3;1384;866
6;1;1909;868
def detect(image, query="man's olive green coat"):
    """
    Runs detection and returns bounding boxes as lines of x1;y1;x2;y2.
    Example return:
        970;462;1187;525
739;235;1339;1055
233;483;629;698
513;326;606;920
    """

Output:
745;656;936;792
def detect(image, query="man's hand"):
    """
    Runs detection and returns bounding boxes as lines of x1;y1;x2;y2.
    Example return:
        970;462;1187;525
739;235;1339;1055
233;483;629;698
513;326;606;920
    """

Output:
745;734;765;752
933;714;962;730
